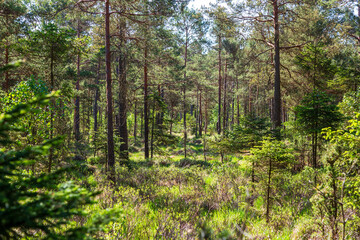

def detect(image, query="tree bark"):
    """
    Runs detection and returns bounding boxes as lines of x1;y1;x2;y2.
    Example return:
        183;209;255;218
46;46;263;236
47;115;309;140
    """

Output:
150;97;156;158
223;58;227;133
134;97;137;142
205;95;208;135
249;83;252;115
170;104;173;135
141;105;144;138
217;35;222;134
183;28;188;158
273;0;282;134
199;90;202;137
237;79;240;125
93;56;100;156
4;42;9;92
195;87;199;138
105;0;115;169
74;19;81;142
49;52;54;173
231;96;235;129
117;21;129;161
330;161;338;239
144;43;149;159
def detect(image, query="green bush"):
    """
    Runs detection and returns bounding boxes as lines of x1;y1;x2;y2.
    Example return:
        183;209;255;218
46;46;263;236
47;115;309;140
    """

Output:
0;93;120;239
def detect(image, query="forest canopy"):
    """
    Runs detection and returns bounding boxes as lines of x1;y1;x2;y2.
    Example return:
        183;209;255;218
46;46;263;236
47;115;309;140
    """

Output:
1;0;360;239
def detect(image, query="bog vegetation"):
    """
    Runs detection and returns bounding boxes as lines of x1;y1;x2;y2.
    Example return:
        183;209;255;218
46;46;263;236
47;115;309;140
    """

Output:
1;0;360;239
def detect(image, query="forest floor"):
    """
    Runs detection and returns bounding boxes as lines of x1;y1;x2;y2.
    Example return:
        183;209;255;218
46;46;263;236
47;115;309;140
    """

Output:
82;138;314;240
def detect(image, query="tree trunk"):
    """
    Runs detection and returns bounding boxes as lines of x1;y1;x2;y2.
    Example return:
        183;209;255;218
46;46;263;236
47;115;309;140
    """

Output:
237;79;240;125
144;43;149;159
4;41;9;92
49;53;54;173
269;98;273;121
82;99;85;135
199;91;202;137
217;35;222;134
330;161;338;239
87;89;91;141
141;106;144;138
160;88;164;126
256;84;259;116
183;28;188;158
223;58;227;133
205;96;208;135
251;159;255;206
313;131;318;184
156;85;161;126
248;83;252;115
93;56;100;156
134;97;137;142
74;19;81;142
117;21;129;161
150;97;156;158
244;93;248;116
273;0;282;134
105;0;115;170
170;104;173;135
195;87;199;138
231;84;235;129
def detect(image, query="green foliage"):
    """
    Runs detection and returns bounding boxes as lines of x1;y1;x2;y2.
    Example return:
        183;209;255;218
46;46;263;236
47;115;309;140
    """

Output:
295;43;337;89
18;22;75;84
250;138;295;172
207;133;234;162
148;93;180;156
331;50;360;91
322;113;360;204
1;76;49;110
338;90;360;118
305;113;360;237
3;0;360;238
0;76;50;144
23;23;75;58
0;60;24;73
0;93;119;239
294;89;343;135
208;115;270;161
230;115;271;149
247;138;296;222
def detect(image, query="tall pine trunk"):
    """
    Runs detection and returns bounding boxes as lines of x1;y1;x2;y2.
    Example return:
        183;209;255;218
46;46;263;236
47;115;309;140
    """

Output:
144;43;149;159
195;87;199;138
74;19;81;142
93;56;100;156
105;0;115;170
183;28;188;158
223;59;227;133
248;83;252;115
117;21;129;161
273;0;282;135
150;97;156;159
134;97;137;142
49;52;54;173
199;91;202;137
4;40;9;92
237;79;240;125
217;35;222;134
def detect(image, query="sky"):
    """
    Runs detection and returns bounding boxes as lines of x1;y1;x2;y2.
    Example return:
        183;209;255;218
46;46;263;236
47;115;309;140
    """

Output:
189;0;218;9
